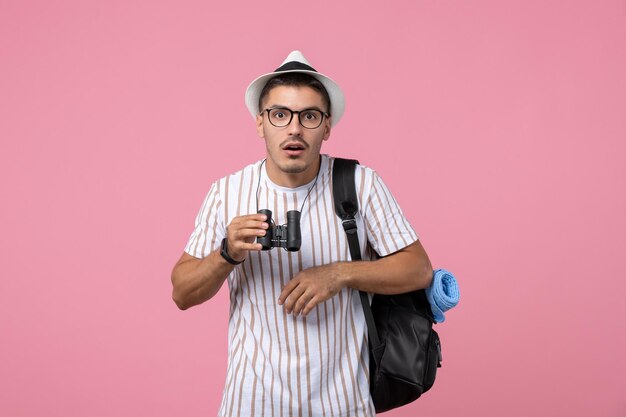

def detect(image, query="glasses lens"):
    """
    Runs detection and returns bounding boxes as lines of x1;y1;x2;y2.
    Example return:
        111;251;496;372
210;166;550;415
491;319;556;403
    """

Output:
298;110;324;129
267;108;292;127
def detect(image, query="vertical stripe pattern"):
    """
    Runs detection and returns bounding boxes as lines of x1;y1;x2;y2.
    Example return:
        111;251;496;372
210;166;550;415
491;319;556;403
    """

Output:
184;155;418;417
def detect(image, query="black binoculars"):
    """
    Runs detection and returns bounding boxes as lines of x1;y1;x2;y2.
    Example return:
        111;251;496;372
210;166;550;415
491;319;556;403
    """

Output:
257;209;301;251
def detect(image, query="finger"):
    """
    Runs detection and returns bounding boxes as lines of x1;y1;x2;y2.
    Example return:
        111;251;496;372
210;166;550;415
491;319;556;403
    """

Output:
301;295;320;317
233;219;270;230
232;213;269;225
293;291;312;316
228;225;270;248
227;215;269;236
278;278;300;305
239;213;269;221
282;284;306;313
227;238;263;255
232;241;263;252
231;227;268;242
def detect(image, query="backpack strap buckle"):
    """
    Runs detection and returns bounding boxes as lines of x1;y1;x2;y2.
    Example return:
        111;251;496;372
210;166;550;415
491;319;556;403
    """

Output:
342;218;357;234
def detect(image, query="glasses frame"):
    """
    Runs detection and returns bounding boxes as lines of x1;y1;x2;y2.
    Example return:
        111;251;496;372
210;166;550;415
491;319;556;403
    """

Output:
261;107;330;129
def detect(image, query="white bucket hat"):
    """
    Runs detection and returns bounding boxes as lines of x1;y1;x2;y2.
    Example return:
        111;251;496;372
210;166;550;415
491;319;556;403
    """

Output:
245;50;345;127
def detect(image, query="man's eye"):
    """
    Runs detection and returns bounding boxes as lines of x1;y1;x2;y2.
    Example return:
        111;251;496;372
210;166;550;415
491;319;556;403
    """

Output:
272;111;285;119
303;112;318;120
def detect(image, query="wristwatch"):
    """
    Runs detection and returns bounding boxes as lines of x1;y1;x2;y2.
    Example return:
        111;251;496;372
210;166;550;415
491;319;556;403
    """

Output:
220;238;244;265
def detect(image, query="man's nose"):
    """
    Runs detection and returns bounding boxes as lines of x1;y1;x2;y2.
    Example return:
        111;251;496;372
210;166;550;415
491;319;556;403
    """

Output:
287;113;303;134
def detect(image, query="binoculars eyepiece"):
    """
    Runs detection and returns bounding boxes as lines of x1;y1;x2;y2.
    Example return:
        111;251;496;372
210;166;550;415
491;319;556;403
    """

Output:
257;209;301;251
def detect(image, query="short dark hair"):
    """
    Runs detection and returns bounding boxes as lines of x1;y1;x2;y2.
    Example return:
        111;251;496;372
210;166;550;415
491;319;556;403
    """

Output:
258;73;331;114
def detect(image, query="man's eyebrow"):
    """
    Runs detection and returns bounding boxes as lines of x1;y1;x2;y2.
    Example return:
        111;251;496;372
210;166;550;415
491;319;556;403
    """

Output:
267;105;325;112
303;106;324;112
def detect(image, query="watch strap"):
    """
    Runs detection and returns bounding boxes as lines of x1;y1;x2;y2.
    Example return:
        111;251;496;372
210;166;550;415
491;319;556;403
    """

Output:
220;238;244;265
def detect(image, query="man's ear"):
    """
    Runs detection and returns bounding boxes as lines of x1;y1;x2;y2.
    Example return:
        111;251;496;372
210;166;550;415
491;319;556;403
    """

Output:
322;118;332;141
256;113;265;138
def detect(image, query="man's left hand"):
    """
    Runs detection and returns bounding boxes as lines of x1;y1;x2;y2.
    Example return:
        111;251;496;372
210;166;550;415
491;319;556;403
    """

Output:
278;263;348;317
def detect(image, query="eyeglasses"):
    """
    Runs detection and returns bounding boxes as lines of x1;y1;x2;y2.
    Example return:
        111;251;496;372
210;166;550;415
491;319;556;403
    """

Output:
262;107;329;129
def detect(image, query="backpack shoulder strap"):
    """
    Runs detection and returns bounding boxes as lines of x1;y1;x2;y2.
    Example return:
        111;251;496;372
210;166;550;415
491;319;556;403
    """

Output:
331;157;382;350
332;158;360;221
332;158;361;262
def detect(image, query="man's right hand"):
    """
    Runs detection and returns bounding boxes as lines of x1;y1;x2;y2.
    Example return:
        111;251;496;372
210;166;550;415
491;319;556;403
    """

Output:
224;213;269;262
171;213;270;310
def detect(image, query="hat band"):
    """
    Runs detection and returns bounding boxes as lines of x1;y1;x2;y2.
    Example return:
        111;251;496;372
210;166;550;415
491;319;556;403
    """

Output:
274;61;317;73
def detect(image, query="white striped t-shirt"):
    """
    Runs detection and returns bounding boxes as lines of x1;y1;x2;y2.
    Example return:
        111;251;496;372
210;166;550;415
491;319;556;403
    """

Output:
185;154;418;417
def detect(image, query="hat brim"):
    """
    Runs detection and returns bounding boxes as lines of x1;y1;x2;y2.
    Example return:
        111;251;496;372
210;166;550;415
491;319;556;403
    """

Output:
245;69;345;127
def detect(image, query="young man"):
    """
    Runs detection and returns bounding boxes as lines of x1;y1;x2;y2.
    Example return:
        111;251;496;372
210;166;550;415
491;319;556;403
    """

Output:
171;51;433;417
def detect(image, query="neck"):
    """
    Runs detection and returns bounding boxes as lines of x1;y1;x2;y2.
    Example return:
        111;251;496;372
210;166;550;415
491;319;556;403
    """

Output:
265;156;322;188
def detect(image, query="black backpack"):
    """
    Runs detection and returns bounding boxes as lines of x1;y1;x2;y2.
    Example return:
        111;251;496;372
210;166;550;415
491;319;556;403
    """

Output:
332;158;442;413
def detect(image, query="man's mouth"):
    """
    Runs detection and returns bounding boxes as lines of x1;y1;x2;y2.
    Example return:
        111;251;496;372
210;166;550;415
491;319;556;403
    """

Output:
282;141;306;156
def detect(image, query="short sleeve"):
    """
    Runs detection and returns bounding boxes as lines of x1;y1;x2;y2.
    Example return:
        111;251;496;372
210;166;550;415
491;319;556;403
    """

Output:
363;171;418;257
184;182;226;259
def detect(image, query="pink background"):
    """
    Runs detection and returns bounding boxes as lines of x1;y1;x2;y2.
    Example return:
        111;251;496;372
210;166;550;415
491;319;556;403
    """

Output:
1;0;625;416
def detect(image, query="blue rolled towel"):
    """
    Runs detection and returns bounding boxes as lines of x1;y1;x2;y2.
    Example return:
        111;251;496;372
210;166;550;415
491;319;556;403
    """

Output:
425;269;460;323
